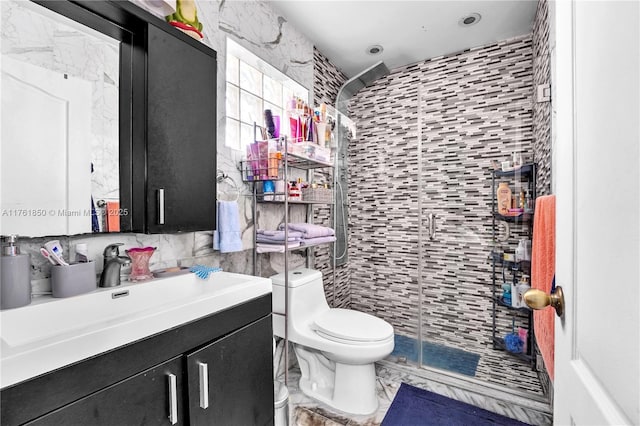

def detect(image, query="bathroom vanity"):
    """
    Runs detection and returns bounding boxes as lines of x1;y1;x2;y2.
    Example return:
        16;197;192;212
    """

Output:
0;273;274;425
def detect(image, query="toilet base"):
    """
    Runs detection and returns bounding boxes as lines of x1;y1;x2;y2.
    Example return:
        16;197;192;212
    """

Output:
294;345;379;415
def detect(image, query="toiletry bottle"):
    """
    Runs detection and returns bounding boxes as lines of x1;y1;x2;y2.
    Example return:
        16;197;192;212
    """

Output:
263;180;275;201
510;280;519;308
1;235;32;309
524;191;534;213
502;283;512;306
497;182;512;215
524;239;532;261
288;181;300;201
515;276;531;309
515;239;525;262
519;189;525;209
75;243;89;263
275;180;285;201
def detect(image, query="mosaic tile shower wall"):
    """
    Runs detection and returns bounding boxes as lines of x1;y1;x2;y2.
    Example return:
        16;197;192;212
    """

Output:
532;0;553;398
312;47;350;308
533;0;552;197
348;35;544;394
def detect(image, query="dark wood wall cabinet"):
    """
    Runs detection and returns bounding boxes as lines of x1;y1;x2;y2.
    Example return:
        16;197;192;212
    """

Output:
34;0;217;234
145;23;217;233
1;295;274;426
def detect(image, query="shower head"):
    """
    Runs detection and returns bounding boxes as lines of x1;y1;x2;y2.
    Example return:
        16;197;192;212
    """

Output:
335;61;389;114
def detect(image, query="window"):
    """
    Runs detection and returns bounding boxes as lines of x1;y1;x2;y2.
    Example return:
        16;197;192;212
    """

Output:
225;38;308;150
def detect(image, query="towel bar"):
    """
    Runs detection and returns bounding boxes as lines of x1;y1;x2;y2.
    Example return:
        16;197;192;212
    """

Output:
216;169;240;202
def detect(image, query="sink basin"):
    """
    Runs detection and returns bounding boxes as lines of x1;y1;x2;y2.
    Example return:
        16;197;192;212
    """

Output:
1;271;271;388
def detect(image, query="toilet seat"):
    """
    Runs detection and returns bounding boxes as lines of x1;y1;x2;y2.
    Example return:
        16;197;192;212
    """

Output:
313;309;393;344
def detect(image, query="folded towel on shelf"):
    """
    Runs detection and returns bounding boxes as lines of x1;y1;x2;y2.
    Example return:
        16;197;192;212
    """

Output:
278;223;335;239
531;195;556;381
257;235;302;243
256;229;303;243
300;235;336;246
256;241;301;253
214;200;243;253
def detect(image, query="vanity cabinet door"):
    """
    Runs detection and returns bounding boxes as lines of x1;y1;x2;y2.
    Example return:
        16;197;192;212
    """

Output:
146;23;217;233
26;356;185;426
186;315;274;426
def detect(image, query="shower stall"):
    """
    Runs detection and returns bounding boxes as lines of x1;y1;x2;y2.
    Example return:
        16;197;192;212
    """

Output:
331;35;547;399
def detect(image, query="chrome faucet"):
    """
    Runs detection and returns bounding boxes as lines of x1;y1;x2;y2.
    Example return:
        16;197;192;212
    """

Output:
99;243;131;287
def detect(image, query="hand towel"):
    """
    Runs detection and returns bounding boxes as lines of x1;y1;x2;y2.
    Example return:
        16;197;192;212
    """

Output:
278;223;335;238
213;200;243;253
300;235;336;246
531;195;556;381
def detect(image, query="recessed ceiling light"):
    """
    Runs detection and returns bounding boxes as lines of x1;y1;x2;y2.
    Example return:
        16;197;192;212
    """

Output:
459;13;481;27
366;44;383;55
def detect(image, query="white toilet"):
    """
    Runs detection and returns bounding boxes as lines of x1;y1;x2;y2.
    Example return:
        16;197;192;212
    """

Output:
271;268;394;415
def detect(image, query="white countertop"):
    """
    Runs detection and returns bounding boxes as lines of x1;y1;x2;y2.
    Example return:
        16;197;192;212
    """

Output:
0;271;272;388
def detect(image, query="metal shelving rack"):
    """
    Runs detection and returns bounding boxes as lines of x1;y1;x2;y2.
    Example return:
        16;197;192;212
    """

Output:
490;163;537;367
240;124;335;384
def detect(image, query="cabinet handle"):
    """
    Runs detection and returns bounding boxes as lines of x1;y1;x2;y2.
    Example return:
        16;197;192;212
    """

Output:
167;373;178;425
158;188;165;225
198;362;209;409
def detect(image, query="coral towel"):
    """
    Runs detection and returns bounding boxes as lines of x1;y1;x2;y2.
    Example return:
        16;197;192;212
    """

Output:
531;195;556;381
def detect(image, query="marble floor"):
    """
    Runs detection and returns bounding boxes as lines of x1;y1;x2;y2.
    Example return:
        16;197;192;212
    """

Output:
279;360;553;426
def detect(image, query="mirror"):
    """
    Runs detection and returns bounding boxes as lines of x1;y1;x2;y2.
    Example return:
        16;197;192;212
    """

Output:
1;0;120;237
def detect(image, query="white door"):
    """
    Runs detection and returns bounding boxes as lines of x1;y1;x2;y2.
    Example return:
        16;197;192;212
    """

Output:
553;1;639;425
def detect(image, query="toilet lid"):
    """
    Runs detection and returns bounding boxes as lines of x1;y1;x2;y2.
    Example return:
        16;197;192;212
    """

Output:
313;309;393;343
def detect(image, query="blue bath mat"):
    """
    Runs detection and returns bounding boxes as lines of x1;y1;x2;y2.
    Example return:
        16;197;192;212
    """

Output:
382;383;529;426
391;334;480;377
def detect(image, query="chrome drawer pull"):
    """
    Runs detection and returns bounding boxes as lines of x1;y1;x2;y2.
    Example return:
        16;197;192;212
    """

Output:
198;362;209;409
167;373;178;424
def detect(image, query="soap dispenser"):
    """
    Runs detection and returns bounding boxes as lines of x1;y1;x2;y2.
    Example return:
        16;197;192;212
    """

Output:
1;235;32;309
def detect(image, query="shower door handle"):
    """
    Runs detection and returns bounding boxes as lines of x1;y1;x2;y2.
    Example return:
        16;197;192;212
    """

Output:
428;213;436;240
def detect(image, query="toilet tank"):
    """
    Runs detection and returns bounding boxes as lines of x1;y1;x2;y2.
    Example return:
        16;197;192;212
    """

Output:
270;268;325;315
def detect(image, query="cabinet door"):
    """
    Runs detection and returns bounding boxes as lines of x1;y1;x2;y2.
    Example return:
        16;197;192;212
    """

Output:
27;356;185;426
186;316;274;426
146;23;217;233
